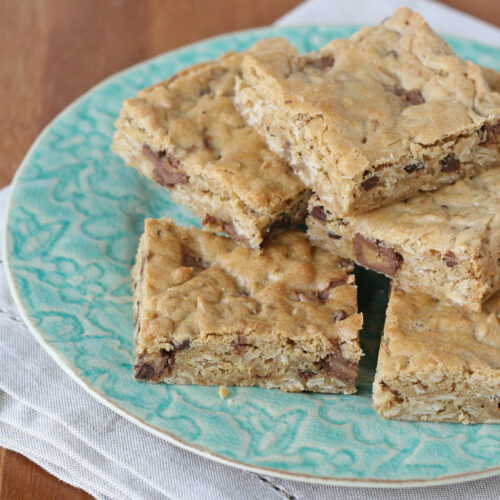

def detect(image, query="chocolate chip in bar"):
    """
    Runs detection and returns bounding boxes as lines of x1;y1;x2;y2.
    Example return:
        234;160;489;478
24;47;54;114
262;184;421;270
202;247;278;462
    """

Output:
134;349;174;381
298;369;315;380
202;214;218;227
232;335;251;355
361;175;379;191
297;54;335;71
316;278;347;303
354;233;403;276
403;162;424;174
182;247;208;270
441;155;460;173
222;220;250;246
394;86;425;106
143;145;189;187
332;309;348;322
322;350;358;385
202;215;250;246
479;119;500;146
310;206;327;221
442;250;458;267
328;231;341;240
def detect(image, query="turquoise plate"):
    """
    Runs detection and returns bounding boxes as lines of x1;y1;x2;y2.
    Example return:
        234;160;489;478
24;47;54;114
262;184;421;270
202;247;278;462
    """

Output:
5;25;500;487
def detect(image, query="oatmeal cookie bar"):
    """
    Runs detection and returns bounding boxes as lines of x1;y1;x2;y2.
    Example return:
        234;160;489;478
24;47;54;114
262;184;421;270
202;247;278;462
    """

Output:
307;168;500;312
373;287;500;424
132;218;363;393
235;8;500;216
113;39;309;249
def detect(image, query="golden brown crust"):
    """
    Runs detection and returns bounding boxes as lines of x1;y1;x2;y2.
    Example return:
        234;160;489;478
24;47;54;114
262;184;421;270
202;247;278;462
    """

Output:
373;288;500;423
132;218;363;393
235;8;500;216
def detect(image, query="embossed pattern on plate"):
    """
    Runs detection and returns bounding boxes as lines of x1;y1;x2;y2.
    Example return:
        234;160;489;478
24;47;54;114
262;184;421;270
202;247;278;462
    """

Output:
5;25;500;486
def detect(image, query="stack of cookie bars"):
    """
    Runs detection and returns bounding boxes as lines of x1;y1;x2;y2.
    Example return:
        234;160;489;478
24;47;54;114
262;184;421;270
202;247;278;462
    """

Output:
113;8;500;424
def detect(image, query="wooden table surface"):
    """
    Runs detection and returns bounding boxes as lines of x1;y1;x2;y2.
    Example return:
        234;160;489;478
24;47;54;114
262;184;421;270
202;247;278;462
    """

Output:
0;1;499;498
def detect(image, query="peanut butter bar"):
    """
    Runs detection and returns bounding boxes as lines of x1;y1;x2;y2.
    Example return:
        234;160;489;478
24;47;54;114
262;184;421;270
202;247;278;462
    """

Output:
132;218;363;393
307;168;500;312
235;8;500;216
113;39;309;249
373;287;500;424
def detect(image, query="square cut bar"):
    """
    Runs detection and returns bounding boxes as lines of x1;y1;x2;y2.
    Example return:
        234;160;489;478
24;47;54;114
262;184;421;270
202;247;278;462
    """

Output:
235;7;500;216
112;39;310;249
307;168;500;312
373;287;500;424
132;218;363;393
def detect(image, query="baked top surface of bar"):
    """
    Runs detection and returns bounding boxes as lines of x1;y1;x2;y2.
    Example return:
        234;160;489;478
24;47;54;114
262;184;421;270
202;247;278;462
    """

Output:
115;38;306;215
379;288;500;376
240;8;500;174
134;219;362;359
373;287;500;423
236;8;500;215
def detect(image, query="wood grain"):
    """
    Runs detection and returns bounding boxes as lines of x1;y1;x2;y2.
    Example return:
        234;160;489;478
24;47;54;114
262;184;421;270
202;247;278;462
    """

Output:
0;1;498;499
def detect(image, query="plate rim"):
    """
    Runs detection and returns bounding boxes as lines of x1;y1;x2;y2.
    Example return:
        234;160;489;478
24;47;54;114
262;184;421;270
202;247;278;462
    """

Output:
4;23;500;488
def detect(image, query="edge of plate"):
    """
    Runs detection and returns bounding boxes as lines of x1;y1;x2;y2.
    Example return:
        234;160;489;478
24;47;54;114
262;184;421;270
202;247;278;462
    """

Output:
3;24;500;488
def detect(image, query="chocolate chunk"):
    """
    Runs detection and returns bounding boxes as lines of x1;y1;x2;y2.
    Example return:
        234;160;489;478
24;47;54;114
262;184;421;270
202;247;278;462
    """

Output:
143;145;189;187
328;232;341;240
298;54;335;71
394;86;425;106
135;362;155;381
232;335;251;355
479;119;500;146
361;175;379;191
309;55;335;70
322;350;358;385
311;206;327;221
332;309;348;322
182;247;208;270
222;220;250;246
316;278;347;303
174;339;191;351
338;259;353;269
202;215;250;246
284;100;292;104
202;214;218;226
134;349;174;381
441;155;460;173
403;162;424;173
354;233;403;276
298;369;315;380
442;250;458;267
201;127;214;151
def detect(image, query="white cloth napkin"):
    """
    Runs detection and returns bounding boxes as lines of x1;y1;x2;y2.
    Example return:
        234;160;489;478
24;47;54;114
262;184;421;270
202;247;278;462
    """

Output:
1;2;499;499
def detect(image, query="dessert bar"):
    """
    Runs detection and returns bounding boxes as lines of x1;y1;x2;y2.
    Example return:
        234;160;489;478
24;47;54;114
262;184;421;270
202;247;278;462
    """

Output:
235;8;500;216
373;287;500;424
307;168;500;312
132;218;363;393
113;39;309;248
